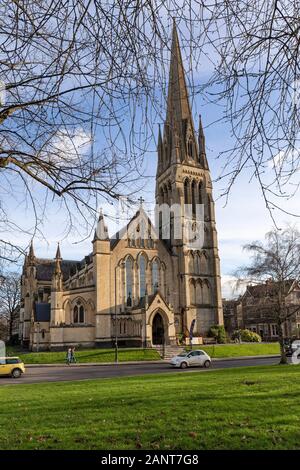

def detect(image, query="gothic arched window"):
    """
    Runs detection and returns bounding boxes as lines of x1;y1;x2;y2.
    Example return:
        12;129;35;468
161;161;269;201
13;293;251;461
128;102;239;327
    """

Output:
191;181;196;217
125;257;133;302
73;305;78;323
199;182;203;205
203;280;211;304
184;179;189;205
152;260;159;293
79;305;84;323
189;279;196;305
139;255;146;298
73;302;85;323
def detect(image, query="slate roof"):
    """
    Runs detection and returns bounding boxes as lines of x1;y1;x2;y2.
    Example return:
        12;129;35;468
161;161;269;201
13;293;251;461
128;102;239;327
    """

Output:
245;280;296;298
36;259;81;281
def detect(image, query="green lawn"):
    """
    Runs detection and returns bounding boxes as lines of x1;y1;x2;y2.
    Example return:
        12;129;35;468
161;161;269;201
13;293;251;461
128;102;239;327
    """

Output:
199;342;280;358
15;348;160;364
8;343;280;365
0;365;300;449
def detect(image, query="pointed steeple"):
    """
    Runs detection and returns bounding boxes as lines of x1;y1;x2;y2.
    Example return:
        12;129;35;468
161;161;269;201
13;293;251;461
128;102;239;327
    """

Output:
198;115;209;170
166;20;193;127
94;208;109;241
55;242;62;261
160;21;199;169
28;240;36;265
52;243;62;291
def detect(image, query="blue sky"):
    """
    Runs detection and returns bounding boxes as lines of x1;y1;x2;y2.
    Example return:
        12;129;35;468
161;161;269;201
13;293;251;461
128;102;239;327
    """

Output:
5;22;300;299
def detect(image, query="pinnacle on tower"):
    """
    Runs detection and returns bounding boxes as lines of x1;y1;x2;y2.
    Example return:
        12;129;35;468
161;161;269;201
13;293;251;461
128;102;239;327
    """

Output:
198;115;209;170
52;243;62;291
94;208;109;241
28;240;36;265
55;242;62;260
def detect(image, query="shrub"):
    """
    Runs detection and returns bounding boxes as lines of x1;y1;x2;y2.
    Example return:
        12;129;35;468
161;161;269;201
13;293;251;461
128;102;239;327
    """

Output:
209;325;227;344
233;330;261;343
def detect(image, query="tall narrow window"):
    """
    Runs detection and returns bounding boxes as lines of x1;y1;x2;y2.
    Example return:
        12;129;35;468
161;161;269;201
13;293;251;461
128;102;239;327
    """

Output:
191;181;196;217
152;260;159;293
139;255;146;298
159;211;163;240
73;305;78;323
189;280;196;305
184;180;189;205
125;257;133;302
170;211;174;241
198;182;203;205
188;139;193;159
79;305;84;323
73;303;85;323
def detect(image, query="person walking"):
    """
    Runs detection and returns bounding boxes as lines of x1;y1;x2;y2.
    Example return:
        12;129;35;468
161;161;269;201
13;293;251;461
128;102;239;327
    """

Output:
71;347;76;364
66;347;72;365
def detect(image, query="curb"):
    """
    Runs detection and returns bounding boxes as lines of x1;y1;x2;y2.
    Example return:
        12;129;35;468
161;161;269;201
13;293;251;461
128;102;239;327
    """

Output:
212;354;280;361
24;355;280;368
25;360;165;368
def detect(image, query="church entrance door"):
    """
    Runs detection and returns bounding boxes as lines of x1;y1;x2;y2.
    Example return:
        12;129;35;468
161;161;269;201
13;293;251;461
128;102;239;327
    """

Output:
152;312;165;345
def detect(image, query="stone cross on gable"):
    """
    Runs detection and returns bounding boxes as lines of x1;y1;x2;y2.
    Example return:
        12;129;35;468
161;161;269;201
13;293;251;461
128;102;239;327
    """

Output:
138;196;145;207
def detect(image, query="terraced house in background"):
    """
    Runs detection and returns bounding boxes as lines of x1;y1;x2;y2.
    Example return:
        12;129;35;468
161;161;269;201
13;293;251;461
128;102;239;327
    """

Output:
19;24;223;351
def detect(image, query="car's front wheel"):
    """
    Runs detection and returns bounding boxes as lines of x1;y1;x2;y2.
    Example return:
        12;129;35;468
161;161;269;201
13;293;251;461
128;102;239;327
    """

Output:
11;368;22;379
203;360;211;368
180;361;188;369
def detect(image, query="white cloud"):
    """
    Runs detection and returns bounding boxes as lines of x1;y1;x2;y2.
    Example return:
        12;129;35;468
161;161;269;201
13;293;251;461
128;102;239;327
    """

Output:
268;147;300;170
221;274;246;299
48;128;92;164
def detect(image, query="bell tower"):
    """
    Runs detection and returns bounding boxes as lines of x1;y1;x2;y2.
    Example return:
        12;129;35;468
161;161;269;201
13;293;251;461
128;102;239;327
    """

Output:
155;21;223;337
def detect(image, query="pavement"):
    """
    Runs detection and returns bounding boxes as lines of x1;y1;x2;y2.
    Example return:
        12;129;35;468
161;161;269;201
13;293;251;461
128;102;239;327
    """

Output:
0;355;283;386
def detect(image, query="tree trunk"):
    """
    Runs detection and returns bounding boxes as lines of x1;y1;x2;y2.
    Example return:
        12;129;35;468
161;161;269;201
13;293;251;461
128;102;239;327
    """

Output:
278;320;288;365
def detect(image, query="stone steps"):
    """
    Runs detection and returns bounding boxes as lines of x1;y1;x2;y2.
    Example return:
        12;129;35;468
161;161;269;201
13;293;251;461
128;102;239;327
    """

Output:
154;345;185;360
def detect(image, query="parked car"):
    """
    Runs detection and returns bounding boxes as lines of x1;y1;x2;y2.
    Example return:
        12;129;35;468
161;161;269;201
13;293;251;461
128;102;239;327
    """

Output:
284;339;300;356
0;357;25;378
291;340;300;355
170;350;211;369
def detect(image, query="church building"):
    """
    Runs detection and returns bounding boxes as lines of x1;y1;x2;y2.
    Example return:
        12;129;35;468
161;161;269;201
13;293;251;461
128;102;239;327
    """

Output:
19;24;223;351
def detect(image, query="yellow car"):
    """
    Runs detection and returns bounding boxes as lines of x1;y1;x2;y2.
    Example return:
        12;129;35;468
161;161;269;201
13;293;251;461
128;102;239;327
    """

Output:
0;357;25;378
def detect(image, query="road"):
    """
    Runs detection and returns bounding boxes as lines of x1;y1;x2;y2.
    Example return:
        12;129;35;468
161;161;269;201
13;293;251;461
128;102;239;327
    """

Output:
0;356;281;386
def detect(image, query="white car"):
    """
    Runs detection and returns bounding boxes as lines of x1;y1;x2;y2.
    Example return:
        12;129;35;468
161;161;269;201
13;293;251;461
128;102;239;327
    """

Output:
170;350;211;369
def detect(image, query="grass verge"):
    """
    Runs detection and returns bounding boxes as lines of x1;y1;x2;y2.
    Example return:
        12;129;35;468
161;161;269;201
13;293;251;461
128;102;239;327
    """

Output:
199;342;280;358
0;364;299;449
13;348;160;364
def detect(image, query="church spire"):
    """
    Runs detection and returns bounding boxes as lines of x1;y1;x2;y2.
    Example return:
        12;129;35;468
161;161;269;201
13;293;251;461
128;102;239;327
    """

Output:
28;240;36;265
52;243;62;291
198;115;209;170
166;20;193;128
159;21;199;170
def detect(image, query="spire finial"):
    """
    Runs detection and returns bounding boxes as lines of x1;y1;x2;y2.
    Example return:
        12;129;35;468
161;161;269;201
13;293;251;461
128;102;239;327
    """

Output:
94;209;109;241
55;242;62;260
198;114;209;170
28;239;36;265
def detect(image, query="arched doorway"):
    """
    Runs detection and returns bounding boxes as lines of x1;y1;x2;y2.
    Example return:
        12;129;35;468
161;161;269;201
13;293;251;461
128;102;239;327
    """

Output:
152;312;165;345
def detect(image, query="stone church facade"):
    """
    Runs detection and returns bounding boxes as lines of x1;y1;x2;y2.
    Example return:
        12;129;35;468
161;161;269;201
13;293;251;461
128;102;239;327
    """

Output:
19;24;223;351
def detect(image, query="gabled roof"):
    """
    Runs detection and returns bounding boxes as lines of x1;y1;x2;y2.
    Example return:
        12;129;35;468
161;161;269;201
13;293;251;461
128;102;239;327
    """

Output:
243;280;297;299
